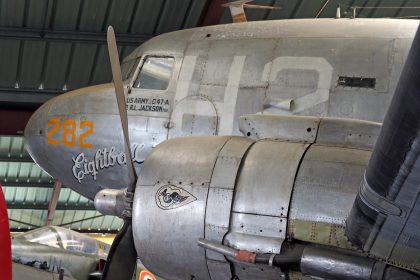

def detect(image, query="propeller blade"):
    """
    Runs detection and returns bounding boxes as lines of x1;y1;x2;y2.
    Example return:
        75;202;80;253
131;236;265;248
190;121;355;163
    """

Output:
101;221;137;280
102;26;138;280
107;25;137;192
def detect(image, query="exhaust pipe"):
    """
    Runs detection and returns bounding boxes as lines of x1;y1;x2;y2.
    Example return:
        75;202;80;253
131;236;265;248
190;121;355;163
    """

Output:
199;238;420;279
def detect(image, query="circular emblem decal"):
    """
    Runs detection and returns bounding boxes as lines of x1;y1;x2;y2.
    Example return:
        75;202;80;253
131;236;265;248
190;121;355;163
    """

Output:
139;270;156;280
155;185;197;210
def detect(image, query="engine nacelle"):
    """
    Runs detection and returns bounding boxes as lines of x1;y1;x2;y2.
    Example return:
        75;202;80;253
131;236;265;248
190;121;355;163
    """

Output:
132;135;372;280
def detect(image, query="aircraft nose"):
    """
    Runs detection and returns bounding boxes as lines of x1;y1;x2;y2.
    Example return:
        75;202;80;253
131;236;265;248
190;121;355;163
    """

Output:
22;83;133;200
24;83;117;165
24;101;51;165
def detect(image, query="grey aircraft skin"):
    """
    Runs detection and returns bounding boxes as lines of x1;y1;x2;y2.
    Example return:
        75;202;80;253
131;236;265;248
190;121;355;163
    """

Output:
13;262;76;280
25;18;417;200
11;226;110;279
24;19;420;279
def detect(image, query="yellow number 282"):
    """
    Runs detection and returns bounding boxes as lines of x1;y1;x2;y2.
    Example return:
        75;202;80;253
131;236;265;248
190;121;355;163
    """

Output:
47;119;94;148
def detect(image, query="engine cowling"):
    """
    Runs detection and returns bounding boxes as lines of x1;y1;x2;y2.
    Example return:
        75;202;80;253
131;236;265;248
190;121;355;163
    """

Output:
132;135;372;280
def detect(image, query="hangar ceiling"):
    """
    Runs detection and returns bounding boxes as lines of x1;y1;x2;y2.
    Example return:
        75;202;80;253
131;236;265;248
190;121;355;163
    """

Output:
1;0;420;234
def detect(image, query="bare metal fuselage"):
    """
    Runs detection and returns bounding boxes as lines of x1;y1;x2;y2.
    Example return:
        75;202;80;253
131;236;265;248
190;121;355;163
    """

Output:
25;19;418;199
24;19;420;279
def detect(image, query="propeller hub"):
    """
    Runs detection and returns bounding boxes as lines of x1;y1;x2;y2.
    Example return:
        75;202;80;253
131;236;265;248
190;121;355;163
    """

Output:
94;188;133;218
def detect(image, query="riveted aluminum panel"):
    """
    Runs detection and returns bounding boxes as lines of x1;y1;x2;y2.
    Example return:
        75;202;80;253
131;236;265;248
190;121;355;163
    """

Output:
288;145;371;249
209;137;254;190
205;187;234;263
192;19;418;42
199;39;274;89
168;95;218;138
205;137;254;265
182;114;218;135
134;182;210;280
207;260;232;280
232;88;266;135
239;115;381;150
231;261;285;280
139;137;229;187
47;84;119;115
316;118;381;149
239;114;319;142
133;136;231;280
225;213;285;254
232;140;308;217
222;140;307;259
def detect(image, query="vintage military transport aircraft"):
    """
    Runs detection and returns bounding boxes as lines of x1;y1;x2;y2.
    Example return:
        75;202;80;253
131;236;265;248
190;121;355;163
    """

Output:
24;17;420;280
11;224;159;280
12;226;110;279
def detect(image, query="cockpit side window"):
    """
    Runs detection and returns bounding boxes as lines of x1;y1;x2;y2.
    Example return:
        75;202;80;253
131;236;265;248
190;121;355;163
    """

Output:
121;57;141;80
133;56;175;90
17;226;99;255
57;228;98;255
18;227;61;249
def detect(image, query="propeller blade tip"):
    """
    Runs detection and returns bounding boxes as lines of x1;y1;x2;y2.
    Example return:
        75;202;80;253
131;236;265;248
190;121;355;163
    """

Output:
107;26;115;41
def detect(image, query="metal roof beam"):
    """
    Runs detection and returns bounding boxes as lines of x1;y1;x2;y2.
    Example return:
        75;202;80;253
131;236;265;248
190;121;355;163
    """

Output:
2;182;56;188
0;27;152;46
0;156;34;162
58;214;105;227
7;203;95;210
0;88;61;109
9;218;40;228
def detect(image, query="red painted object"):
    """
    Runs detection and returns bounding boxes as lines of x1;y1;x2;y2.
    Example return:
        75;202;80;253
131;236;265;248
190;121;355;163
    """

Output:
0;183;12;280
200;0;227;26
0;109;34;136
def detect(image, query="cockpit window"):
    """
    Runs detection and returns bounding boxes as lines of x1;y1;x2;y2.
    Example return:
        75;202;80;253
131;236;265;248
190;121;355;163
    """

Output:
19;227;61;248
121;57;141;81
133;57;175;90
18;226;99;255
56;227;98;255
